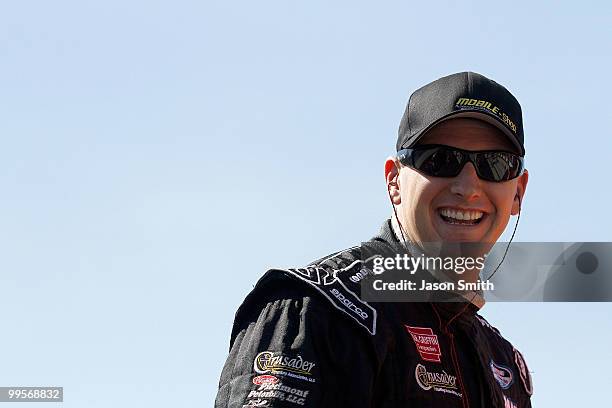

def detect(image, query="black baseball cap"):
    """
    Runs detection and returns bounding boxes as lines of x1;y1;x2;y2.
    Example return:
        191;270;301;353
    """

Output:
397;72;525;155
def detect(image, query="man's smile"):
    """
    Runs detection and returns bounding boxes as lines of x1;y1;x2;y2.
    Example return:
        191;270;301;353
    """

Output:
438;207;486;226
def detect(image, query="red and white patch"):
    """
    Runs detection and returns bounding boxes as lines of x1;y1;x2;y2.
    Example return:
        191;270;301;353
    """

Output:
252;375;279;386
405;326;442;363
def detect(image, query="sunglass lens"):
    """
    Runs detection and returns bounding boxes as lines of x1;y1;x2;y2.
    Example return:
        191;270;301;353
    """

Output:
475;152;522;181
413;146;463;177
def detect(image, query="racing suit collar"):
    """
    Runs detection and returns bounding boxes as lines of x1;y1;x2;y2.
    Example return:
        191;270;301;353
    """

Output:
374;218;399;244
372;218;483;316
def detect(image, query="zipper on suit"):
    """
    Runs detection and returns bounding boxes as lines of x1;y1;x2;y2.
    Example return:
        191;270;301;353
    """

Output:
446;330;470;408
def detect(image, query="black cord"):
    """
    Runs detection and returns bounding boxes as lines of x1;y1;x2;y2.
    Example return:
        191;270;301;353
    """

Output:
483;194;522;281
391;192;409;246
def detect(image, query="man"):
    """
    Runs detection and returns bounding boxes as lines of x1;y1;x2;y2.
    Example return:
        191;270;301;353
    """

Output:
215;72;533;407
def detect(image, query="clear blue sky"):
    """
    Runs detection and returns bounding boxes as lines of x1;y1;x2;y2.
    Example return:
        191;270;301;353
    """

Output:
1;1;610;407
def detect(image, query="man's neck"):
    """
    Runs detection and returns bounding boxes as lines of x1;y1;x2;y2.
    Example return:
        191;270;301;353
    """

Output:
388;215;486;309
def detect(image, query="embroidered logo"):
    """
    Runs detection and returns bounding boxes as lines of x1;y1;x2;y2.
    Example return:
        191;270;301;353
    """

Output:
245;380;310;407
454;97;518;134
252;375;280;386
414;363;462;398
405;326;442;363
490;360;514;389
254;351;317;383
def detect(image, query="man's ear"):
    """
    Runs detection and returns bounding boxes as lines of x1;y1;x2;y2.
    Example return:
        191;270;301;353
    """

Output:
511;169;529;215
385;157;402;205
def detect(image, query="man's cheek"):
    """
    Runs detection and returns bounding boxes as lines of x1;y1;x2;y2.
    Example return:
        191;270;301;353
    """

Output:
416;212;436;241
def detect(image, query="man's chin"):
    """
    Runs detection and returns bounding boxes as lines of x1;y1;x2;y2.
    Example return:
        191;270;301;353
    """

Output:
429;221;495;257
433;220;489;244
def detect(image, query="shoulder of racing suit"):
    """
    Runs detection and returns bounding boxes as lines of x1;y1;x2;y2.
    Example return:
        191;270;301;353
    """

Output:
474;312;534;397
234;245;378;339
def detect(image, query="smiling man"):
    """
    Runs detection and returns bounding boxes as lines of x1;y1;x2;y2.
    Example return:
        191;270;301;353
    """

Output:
215;72;534;407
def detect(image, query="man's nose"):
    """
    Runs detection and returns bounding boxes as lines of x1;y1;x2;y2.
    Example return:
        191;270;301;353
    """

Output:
449;162;482;200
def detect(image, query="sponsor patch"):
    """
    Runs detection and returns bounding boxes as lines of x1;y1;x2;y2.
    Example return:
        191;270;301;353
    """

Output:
513;348;533;396
490;360;514;389
253;375;280;386
405;326;442;363
254;351;317;383
245;381;310;406
414;363;462;398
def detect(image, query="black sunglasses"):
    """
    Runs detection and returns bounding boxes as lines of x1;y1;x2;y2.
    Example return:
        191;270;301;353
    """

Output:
397;144;524;182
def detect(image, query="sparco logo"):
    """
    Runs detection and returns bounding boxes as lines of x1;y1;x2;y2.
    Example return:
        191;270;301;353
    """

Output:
415;364;457;390
330;288;369;320
254;351;316;376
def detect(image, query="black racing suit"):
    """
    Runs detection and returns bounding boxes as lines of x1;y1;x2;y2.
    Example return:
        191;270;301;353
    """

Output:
215;220;534;407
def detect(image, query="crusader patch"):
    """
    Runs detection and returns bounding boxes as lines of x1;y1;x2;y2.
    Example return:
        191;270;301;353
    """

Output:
490;360;514;389
405;326;442;363
253;351;317;383
414;363;462;399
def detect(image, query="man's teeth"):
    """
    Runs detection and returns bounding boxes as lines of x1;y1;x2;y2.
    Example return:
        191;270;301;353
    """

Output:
439;208;484;221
